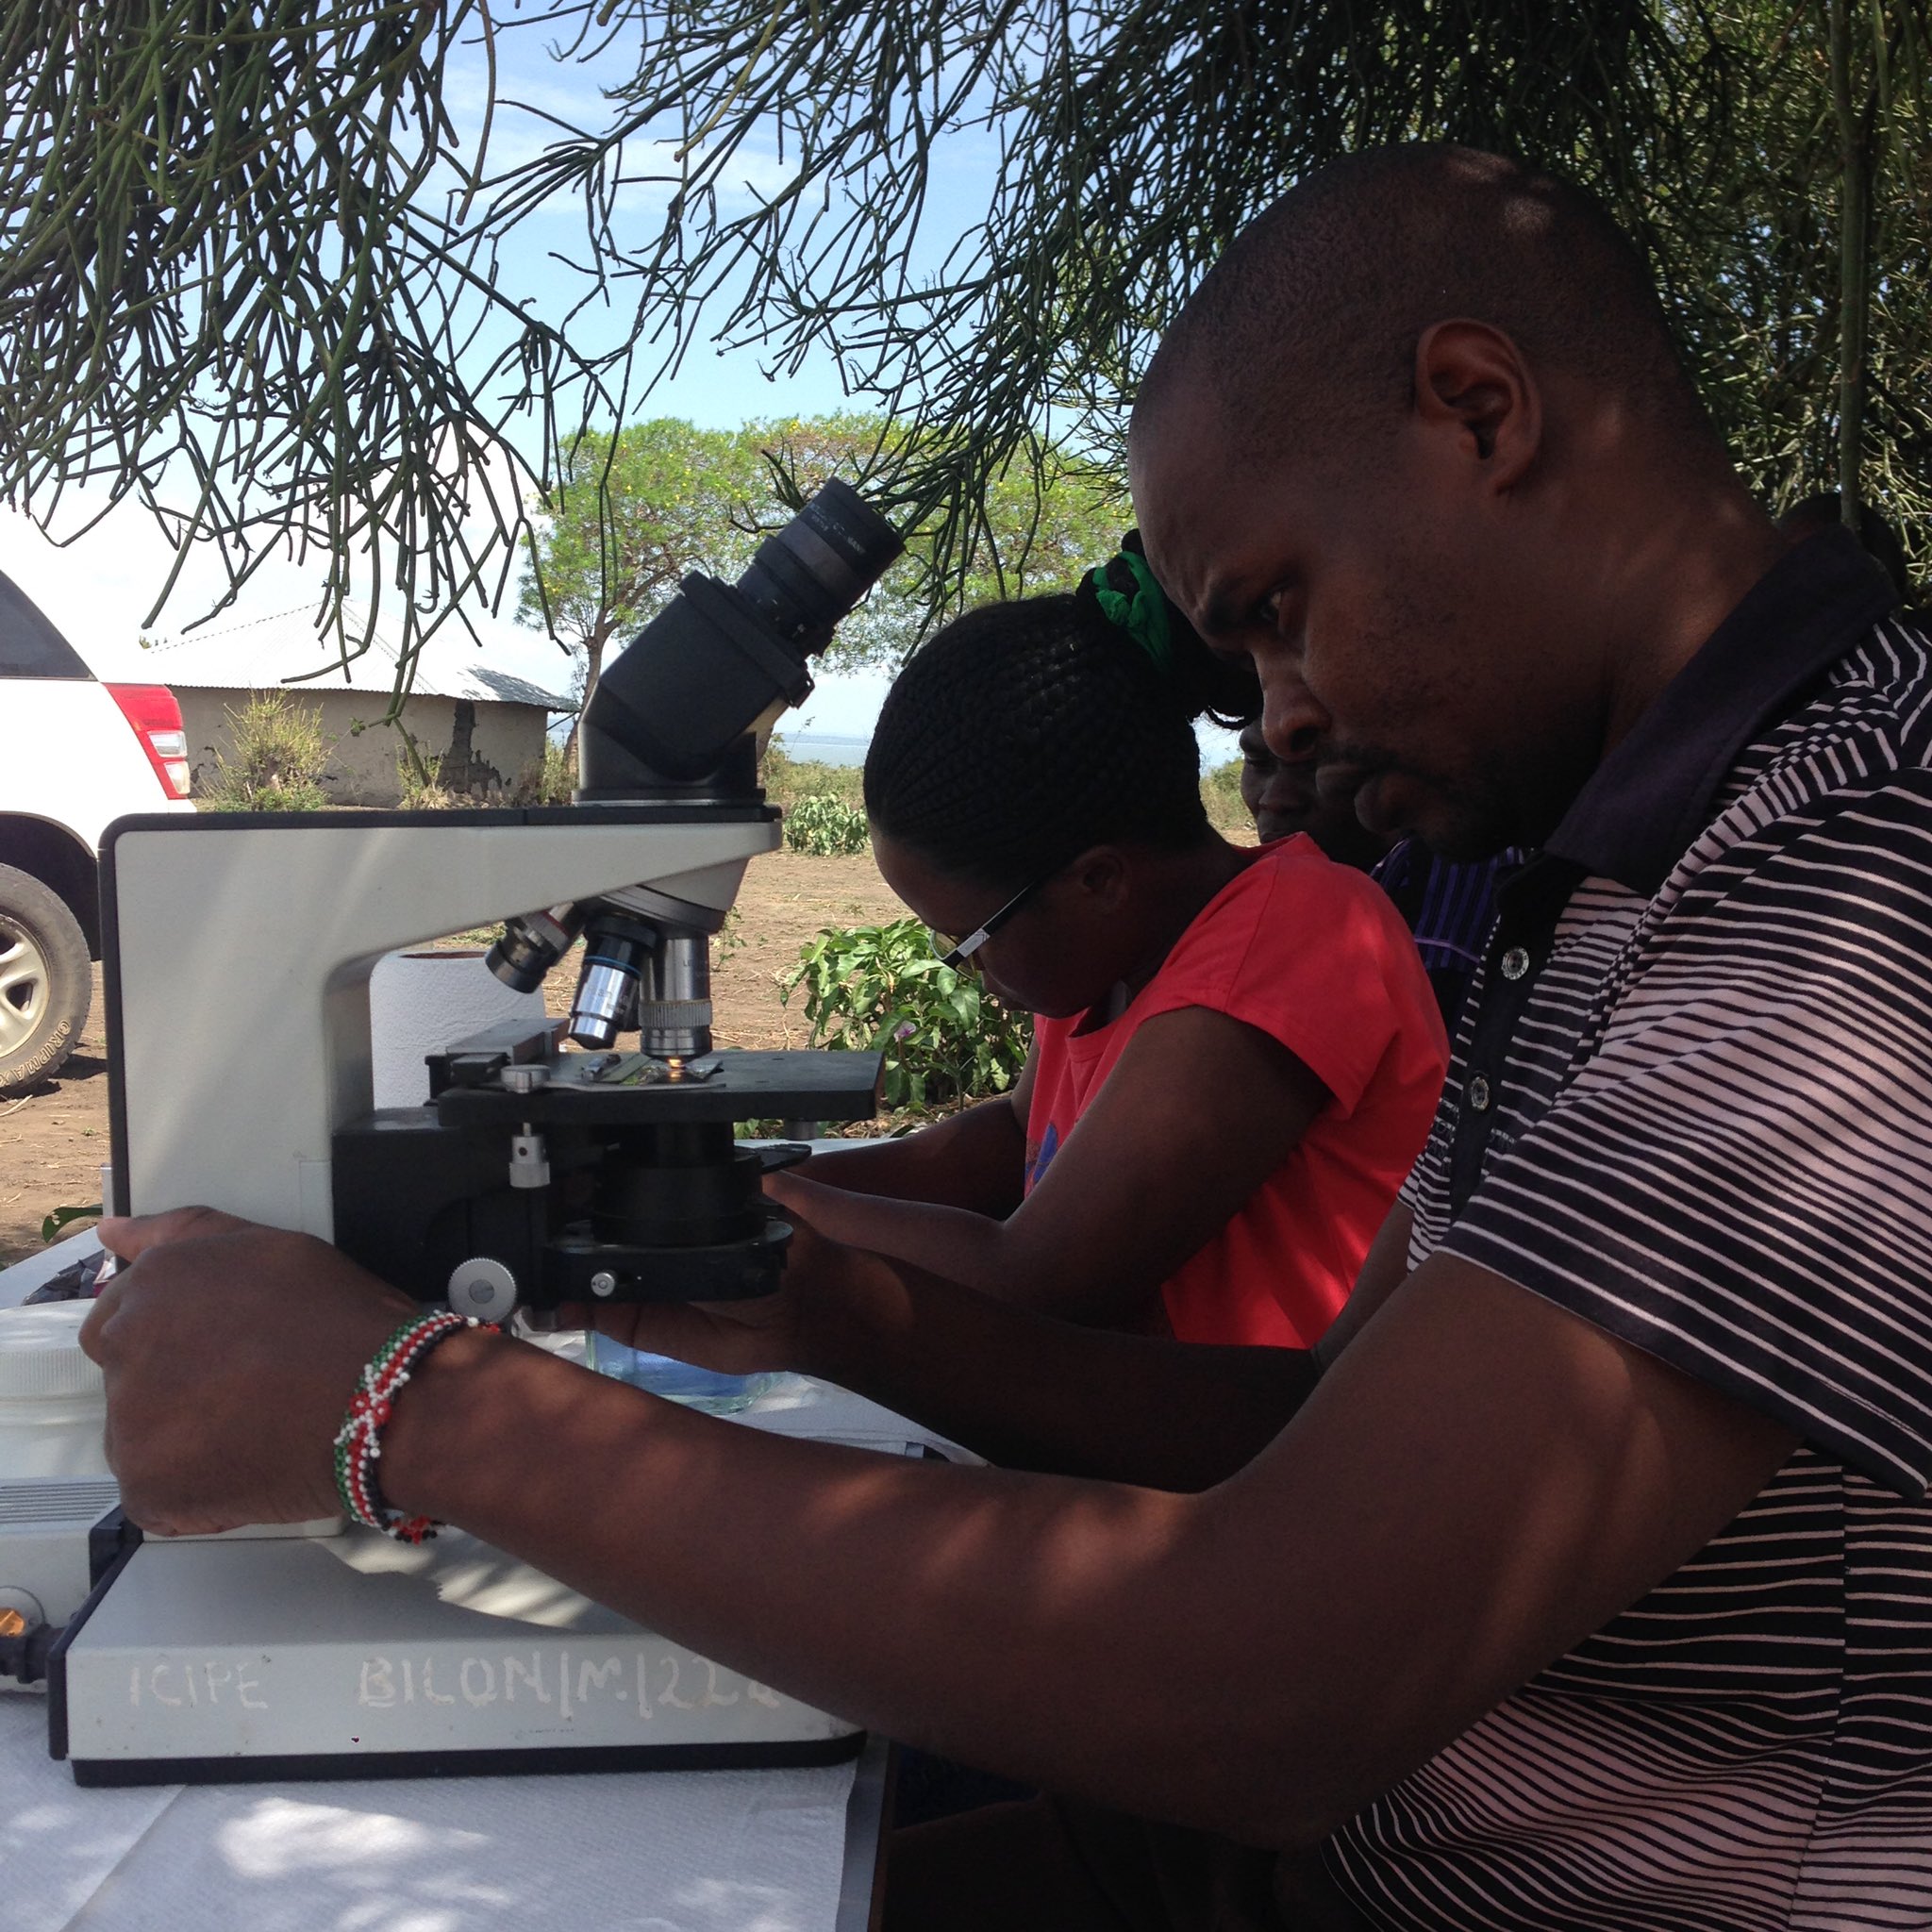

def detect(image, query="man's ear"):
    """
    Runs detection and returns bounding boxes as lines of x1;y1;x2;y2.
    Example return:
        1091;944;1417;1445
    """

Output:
1412;320;1541;492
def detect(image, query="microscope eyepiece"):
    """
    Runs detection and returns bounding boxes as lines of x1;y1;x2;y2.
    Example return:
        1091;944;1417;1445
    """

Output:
577;477;904;796
534;480;898;1060
733;476;905;656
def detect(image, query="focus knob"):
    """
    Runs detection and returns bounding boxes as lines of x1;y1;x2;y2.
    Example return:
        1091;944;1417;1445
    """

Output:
447;1257;518;1322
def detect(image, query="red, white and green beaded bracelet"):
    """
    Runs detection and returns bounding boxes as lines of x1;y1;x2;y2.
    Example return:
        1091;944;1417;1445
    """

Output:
332;1310;497;1543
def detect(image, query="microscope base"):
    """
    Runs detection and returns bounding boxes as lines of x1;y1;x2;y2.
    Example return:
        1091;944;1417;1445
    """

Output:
51;1519;865;1786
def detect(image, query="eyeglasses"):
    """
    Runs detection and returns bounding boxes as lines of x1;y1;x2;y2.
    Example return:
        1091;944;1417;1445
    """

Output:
929;869;1056;972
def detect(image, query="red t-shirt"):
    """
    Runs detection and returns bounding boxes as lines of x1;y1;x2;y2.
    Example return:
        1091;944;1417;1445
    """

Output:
1023;836;1448;1346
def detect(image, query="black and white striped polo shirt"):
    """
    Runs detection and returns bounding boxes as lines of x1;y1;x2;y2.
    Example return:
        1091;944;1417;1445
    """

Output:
1328;529;1932;1929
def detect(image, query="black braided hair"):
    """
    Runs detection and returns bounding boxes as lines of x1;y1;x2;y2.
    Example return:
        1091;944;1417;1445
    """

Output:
864;548;1261;890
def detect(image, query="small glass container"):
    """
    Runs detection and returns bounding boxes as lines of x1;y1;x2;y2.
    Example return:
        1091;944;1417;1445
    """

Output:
587;1337;776;1414
0;1303;109;1477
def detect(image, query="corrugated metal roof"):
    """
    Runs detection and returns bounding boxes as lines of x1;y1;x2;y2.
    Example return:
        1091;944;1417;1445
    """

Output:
134;602;576;711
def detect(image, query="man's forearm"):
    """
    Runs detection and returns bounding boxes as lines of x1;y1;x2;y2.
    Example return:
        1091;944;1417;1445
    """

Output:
374;1260;1792;1852
91;1212;1799;1855
795;1253;1317;1489
382;1333;1296;1841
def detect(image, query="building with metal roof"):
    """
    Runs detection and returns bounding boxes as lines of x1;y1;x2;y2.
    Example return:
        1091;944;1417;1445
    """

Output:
142;604;576;808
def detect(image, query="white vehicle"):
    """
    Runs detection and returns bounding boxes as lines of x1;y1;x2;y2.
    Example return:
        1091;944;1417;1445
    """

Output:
0;572;193;1093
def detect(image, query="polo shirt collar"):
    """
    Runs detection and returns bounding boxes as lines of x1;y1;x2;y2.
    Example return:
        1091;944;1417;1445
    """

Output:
1542;526;1901;895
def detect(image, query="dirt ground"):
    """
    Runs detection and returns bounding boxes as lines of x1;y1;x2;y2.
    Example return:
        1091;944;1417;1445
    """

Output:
0;848;906;1270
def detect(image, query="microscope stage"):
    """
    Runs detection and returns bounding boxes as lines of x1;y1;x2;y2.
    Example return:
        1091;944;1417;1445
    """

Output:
434;1047;885;1126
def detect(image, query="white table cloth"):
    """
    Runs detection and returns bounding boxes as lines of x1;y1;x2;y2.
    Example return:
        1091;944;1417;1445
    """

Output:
3;1693;874;1932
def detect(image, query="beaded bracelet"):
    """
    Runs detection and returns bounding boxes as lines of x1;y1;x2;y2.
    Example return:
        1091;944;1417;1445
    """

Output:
333;1311;497;1543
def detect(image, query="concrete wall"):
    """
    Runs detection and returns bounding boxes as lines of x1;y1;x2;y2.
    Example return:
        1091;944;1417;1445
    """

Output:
177;690;553;808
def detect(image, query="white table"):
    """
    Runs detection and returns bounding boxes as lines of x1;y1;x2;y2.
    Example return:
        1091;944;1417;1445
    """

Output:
2;1235;917;1932
2;1694;891;1932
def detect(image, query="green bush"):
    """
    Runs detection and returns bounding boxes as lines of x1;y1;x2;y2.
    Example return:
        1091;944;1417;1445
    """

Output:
784;793;872;856
1202;756;1248;832
511;741;576;806
200;690;332;811
396;746;458;809
763;742;864;812
782;916;1032;1110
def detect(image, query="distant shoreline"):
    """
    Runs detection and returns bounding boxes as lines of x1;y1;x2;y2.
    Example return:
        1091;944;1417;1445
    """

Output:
774;731;869;768
774;724;1239;770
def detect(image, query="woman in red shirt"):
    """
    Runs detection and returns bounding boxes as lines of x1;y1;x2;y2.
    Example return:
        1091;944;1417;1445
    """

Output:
767;546;1446;1346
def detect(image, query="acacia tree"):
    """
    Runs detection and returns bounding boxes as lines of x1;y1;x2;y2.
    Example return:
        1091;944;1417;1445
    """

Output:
516;420;765;741
518;0;1932;564
0;0;601;693
519;413;1124;697
5;0;1930;676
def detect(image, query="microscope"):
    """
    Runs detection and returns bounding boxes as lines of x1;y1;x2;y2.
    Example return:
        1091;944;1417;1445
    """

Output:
43;480;919;1783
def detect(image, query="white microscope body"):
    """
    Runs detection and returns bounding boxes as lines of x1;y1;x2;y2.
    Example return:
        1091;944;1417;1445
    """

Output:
46;479;908;1783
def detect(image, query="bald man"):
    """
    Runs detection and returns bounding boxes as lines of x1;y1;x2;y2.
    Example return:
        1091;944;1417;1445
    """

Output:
81;147;1932;1929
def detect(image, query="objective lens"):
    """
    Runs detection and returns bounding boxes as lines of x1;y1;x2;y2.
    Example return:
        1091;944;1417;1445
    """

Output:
635;933;713;1059
488;906;583;994
567;917;657;1049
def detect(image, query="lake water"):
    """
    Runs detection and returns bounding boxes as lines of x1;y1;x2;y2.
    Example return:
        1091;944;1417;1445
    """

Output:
774;724;1241;771
774;732;870;768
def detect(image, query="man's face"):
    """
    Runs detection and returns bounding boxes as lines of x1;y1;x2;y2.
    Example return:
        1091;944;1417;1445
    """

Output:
1237;718;1305;841
1237;719;1390;870
1133;385;1586;859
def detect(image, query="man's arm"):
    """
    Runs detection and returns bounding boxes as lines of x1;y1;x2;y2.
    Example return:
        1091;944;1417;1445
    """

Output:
772;1007;1329;1327
1315;1198;1413;1364
92;1208;1316;1492
400;1257;1796;1846
85;1212;1794;1847
759;1232;1319;1483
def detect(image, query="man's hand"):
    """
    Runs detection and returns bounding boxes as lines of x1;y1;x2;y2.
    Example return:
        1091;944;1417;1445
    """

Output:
564;1206;898;1378
83;1208;414;1536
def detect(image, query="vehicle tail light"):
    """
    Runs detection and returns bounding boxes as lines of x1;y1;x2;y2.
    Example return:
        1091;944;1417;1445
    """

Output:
106;684;193;800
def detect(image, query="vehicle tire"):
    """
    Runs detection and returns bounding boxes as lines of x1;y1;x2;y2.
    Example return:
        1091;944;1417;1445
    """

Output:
0;862;92;1096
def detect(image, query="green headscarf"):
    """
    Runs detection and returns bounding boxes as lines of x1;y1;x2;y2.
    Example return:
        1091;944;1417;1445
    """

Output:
1085;546;1174;674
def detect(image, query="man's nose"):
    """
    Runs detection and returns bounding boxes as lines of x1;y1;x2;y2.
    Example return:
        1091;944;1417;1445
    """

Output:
1261;674;1330;763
